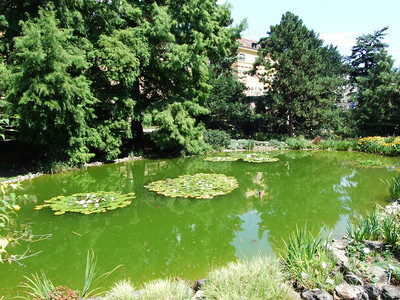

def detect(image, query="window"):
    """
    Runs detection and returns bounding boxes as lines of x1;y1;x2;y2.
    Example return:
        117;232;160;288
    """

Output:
238;53;245;62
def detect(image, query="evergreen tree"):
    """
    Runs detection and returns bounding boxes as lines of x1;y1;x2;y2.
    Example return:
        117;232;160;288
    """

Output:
5;6;100;164
256;12;344;136
349;27;400;135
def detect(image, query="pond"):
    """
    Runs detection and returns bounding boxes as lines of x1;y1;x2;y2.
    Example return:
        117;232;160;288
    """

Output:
1;151;400;297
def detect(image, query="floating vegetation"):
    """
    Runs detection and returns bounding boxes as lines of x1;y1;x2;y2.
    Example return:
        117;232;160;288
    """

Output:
204;152;279;164
144;173;238;199
241;153;280;163
35;192;135;215
355;159;384;167
204;156;239;162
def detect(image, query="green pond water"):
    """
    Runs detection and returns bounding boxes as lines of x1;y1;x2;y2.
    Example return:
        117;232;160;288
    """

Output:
1;151;400;297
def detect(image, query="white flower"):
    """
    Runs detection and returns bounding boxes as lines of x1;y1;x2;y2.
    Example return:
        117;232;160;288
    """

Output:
82;204;88;208
363;247;370;254
87;200;93;204
94;203;99;208
321;262;327;269
79;200;86;205
110;197;115;201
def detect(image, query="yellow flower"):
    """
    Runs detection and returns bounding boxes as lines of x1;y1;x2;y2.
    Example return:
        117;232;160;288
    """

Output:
13;205;21;211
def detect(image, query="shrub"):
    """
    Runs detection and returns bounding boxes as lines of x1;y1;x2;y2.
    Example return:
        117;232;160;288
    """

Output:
227;139;255;150
203;129;231;149
201;256;298;300
269;139;285;149
284;137;312;150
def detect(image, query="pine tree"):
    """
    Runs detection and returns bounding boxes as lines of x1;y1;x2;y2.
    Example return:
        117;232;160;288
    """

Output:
256;12;344;136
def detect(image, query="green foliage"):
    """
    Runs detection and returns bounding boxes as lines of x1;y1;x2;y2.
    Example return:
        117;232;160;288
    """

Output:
19;270;55;300
202;256;298;300
204;152;279;163
35;192;135;215
349;27;400;135
285;137;312;150
347;210;381;242
355;159;384;168
387;175;400;201
204;156;239;162
227;139;256;150
281;226;339;291
151;102;211;156
5;5;100;165
256;12;345;136
203;129;231;150
145;173;238;199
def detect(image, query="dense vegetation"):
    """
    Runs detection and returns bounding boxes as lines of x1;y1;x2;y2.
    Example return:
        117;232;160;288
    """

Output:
1;4;399;167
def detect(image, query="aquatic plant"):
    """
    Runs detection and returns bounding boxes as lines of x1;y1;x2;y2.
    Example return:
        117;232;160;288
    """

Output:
35;192;135;215
204;156;239;162
144;173;238;199
204;152;279;163
355;159;384;168
347;209;380;241
241;153;279;163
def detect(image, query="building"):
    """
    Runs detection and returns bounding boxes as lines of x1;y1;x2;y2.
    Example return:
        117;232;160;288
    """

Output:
232;38;270;97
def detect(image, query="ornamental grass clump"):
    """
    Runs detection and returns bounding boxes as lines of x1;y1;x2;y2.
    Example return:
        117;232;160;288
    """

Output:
201;256;298;300
281;227;339;291
104;279;136;300
347;209;381;242
35;192;135;215
387;175;400;201
138;279;192;300
144;173;238;199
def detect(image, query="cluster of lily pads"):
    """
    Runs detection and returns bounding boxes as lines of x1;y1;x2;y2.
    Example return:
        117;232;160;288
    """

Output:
35;192;135;215
204;153;279;164
144;173;238;199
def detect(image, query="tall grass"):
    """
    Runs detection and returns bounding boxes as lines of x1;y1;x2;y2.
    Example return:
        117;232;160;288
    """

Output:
387;175;400;201
19;271;54;299
81;249;99;298
281;226;339;291
347;209;380;241
285;137;312;150
201;256;298;300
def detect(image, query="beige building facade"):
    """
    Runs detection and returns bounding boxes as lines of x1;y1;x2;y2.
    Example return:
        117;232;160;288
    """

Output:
232;38;269;97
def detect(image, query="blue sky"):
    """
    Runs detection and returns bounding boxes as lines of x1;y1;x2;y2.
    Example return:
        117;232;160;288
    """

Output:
220;0;400;66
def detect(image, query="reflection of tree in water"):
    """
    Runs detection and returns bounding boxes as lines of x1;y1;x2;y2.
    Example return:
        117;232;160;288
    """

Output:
3;151;398;296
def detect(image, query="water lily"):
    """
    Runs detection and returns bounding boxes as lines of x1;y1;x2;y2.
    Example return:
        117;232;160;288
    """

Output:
13;205;20;211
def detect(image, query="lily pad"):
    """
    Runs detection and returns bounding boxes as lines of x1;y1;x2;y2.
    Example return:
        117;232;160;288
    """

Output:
241;153;279;163
204;153;279;164
35;192;135;215
204;156;239;162
144;173;238;199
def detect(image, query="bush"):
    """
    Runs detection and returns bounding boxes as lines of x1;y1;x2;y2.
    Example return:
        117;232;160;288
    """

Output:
227;139;255;150
203;129;231;149
284;137;312;150
201;256;298;300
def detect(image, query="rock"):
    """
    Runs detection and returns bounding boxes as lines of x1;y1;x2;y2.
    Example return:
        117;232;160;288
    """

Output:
364;284;382;300
345;273;363;285
369;266;389;284
335;284;363;300
196;279;206;290
381;285;400;300
194;290;205;299
302;288;333;300
364;240;384;251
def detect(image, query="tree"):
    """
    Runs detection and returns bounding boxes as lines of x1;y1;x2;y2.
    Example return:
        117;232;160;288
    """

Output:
151;102;211;156
349;27;400;135
5;6;100;164
255;12;344;137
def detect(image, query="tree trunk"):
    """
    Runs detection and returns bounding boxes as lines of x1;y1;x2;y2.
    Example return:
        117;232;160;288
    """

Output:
131;119;144;151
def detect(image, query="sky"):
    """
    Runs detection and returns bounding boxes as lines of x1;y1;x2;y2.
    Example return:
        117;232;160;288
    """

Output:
218;0;400;66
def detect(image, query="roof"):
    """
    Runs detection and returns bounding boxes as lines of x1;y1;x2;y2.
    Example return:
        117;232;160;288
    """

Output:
238;38;260;50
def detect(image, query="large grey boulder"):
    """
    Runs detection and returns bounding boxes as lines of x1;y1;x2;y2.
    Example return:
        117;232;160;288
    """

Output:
381;285;400;300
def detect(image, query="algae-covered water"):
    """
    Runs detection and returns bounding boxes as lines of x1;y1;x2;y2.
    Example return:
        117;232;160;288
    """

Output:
1;151;399;297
